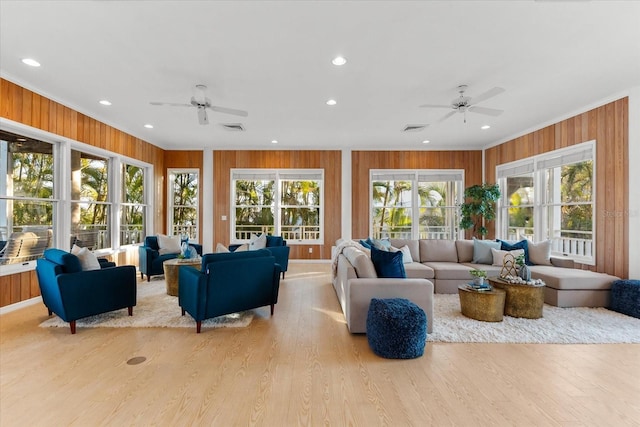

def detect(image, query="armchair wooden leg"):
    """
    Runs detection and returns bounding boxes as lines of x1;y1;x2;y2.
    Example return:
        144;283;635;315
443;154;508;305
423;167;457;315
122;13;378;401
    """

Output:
48;308;52;316
147;275;150;282
270;304;275;316
282;272;285;279
141;272;144;280
128;307;133;316
196;321;201;333
70;320;76;334
181;308;185;316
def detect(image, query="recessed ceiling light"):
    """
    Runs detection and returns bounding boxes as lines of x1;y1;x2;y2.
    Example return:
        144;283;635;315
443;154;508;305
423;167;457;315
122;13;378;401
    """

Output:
332;56;347;66
21;58;41;67
144;124;154;129
271;140;278;144
326;99;337;106
99;100;112;106
422;140;430;144
481;125;491;130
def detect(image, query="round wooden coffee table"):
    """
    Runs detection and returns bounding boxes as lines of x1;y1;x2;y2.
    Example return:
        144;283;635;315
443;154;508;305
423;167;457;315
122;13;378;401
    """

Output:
458;285;506;322
163;258;201;296
488;277;545;319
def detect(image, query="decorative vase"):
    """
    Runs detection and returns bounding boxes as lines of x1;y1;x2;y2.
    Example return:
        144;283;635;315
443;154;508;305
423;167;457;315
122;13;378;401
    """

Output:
473;276;485;287
519;264;531;281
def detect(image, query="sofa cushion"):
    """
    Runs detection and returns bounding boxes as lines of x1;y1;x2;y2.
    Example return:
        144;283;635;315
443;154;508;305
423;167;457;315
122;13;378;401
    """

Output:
491;248;525;266
419;239;458;263
403;262;435;279
528;240;552;265
343;247;377;278
371;246;406;278
455;240;474;263
423;261;473;280
249;233;267;250
157;234;182;255
472;239;501;264
529;265;619;291
390;239;419;262
498;239;531;265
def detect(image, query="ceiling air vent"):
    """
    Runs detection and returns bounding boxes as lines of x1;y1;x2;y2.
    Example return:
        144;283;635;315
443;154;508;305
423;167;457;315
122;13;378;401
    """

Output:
220;123;245;131
403;124;427;132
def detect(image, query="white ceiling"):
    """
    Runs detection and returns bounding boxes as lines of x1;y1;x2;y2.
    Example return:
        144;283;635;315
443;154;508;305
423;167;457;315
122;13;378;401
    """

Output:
1;1;639;151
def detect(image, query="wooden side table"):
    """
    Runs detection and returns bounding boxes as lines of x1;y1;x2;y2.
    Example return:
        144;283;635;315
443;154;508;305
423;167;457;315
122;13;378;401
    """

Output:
488;277;545;319
163;258;201;296
458;285;506;322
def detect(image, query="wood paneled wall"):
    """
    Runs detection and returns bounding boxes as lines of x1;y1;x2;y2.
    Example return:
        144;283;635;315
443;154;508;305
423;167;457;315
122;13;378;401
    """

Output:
164;150;204;237
213;150;342;260
0;79;165;307
485;98;629;278
351;150;484;239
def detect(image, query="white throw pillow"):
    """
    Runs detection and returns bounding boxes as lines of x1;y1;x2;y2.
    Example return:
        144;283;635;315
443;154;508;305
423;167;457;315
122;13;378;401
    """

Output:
249;233;267;250
216;243;230;253
71;244;101;271
528;240;552;265
391;245;414;264
491;248;525;266
157;234;182;255
234;243;249;252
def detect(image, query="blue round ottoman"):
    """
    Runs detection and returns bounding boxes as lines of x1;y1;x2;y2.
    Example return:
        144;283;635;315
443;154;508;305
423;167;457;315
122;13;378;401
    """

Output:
610;280;640;319
366;298;427;359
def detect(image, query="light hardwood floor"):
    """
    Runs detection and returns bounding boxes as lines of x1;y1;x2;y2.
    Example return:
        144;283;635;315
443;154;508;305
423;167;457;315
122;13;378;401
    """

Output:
1;263;639;426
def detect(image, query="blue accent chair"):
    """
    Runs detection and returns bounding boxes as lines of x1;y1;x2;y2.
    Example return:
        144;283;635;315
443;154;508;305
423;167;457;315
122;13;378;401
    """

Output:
138;236;203;281
35;248;137;334
230;235;290;279
178;249;282;333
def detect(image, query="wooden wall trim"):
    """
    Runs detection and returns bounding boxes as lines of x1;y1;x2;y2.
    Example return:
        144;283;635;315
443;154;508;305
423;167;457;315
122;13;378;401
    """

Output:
484;98;629;278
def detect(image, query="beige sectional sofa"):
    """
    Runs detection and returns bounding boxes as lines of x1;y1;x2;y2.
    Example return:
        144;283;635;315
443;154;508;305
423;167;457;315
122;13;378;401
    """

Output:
332;238;620;333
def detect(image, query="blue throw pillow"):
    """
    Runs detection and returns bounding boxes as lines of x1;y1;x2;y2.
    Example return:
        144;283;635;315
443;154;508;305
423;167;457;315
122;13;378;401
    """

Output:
370;246;406;278
472;239;501;264
359;239;372;249
498;239;531;265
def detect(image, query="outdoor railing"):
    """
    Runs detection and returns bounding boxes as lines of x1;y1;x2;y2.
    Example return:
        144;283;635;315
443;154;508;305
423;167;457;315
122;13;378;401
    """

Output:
372;226;454;240
234;225;321;241
508;227;593;259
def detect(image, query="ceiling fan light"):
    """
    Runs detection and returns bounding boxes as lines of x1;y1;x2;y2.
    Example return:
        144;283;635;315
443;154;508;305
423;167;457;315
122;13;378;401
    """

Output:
326;99;337;106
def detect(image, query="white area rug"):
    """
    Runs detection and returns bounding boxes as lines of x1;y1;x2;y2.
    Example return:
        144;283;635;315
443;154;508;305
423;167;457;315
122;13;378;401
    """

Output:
39;280;253;331
428;294;640;344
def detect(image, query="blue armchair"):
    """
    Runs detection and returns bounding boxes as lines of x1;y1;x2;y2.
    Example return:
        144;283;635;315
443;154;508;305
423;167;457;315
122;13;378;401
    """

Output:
230;235;290;279
35;248;137;334
179;249;282;333
138;236;203;281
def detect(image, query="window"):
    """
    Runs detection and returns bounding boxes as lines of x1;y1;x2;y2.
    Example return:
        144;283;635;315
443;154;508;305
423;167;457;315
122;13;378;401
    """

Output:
70;149;111;250
168;169;199;241
231;169;323;243
0;130;56;264
497;141;595;264
121;163;146;245
370;170;464;240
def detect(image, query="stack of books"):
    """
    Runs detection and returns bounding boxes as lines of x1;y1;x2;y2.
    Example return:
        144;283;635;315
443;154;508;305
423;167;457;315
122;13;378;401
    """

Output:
465;282;492;292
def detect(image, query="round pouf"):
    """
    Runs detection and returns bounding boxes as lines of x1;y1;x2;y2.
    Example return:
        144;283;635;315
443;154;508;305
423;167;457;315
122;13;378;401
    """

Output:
610;280;640;319
366;298;427;359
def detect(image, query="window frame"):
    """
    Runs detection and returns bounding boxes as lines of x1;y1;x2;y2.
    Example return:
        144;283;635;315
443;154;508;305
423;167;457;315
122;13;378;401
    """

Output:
230;168;324;245
369;169;465;240
167;168;200;242
496;140;596;265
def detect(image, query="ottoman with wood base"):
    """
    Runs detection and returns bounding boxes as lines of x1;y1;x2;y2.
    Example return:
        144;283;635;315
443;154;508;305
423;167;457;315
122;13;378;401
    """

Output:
366;298;427;359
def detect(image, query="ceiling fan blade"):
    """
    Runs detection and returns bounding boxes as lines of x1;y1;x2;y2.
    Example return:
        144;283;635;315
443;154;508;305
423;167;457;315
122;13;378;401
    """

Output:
470;87;505;104
468;106;504;116
150;101;193;107
419;104;453;109
437;110;457;123
197;107;209;125
208;105;248;117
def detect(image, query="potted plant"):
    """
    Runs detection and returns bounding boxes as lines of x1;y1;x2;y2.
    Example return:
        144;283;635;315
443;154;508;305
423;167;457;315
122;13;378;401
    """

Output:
515;253;531;281
469;269;487;286
460;183;501;239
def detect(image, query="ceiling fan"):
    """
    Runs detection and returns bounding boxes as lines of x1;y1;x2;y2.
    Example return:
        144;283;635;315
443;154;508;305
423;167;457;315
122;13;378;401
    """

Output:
419;85;505;123
150;84;248;125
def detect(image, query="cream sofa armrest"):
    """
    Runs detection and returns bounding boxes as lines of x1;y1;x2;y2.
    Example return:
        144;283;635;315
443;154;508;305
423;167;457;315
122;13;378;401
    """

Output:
550;256;575;269
347;278;434;334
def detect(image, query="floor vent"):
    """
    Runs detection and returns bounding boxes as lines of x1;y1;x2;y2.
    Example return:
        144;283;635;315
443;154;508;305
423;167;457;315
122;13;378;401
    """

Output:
220;123;245;131
403;124;427;132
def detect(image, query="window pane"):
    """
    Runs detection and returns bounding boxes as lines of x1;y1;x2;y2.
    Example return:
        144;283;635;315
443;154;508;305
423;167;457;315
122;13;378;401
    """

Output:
280;180;320;206
372;181;412;208
121;204;145;245
71;150;108;201
235;180;274;206
562;161;592;203
123;164;144;204
172;172;198;206
419;207;458;239
507;206;534;241
7;140;54;199
280;207;320;240
418;182;447;206
234;207;274;239
372;207;412;239
71;202;110;250
172;206;197;238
